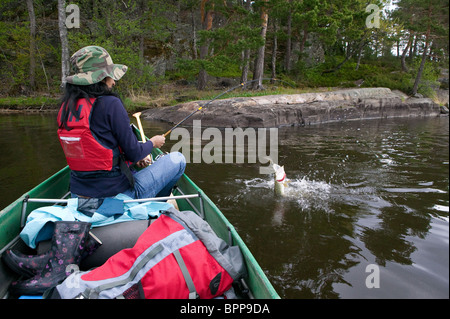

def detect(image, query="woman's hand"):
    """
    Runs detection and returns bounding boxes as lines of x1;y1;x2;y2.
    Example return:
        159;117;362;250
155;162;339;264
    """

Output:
135;135;165;168
135;157;151;168
150;135;165;149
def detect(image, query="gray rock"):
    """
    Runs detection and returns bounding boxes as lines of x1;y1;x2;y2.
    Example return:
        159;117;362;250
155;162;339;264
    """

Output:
142;88;441;128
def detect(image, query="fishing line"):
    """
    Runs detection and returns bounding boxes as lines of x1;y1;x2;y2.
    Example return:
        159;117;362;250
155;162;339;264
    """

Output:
162;78;295;137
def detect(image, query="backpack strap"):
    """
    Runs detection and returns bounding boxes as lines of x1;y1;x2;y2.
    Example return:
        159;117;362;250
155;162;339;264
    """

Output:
173;249;198;299
118;152;135;187
82;244;163;299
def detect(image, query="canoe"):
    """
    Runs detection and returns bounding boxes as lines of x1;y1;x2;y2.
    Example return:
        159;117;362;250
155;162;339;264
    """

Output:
0;125;280;299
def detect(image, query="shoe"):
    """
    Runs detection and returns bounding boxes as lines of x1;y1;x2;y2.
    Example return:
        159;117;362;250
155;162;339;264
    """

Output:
2;230;101;279
8;221;93;296
2;249;53;279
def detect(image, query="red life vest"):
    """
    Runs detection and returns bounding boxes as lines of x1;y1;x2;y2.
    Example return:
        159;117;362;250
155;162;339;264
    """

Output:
57;97;116;172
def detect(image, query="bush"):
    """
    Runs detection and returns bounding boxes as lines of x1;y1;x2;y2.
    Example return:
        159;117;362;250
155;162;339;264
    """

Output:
292;55;440;95
364;70;413;92
174;55;241;82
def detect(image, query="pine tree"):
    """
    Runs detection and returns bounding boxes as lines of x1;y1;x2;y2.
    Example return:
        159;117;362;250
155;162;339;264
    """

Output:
58;0;69;88
394;0;449;95
25;0;36;91
198;0;215;90
252;0;269;90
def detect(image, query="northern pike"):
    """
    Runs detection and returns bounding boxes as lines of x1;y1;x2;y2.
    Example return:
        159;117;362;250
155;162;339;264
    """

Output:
273;163;288;196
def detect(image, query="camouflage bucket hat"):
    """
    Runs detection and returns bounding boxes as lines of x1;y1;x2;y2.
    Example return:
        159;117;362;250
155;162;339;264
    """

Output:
66;46;128;85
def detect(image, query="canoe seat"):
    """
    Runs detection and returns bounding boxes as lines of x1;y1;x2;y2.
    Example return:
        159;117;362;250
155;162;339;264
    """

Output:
37;219;154;270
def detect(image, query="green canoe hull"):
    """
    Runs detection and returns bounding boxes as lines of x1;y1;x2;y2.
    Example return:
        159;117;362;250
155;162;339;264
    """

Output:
0;152;279;299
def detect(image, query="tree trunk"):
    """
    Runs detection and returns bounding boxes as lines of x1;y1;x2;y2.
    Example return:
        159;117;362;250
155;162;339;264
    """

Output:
401;32;413;72
252;0;269;90
191;7;197;60
58;0;69;88
197;0;214;90
271;19;278;83
284;0;292;72
240;0;251;85
26;0;36;92
412;27;431;95
299;26;308;55
241;48;250;85
412;4;433;96
137;0;147;77
355;42;364;71
410;34;417;61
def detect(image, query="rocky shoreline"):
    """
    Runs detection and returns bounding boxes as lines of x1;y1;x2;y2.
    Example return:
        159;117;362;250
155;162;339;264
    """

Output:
143;87;447;128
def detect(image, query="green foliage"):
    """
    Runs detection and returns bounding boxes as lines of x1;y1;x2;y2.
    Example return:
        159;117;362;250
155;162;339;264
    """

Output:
0;0;447;103
0;21;29;93
174;55;241;80
293;53;442;99
172;59;200;80
0;96;59;108
364;70;413;92
408;57;441;96
63;0;179;95
297;57;408;91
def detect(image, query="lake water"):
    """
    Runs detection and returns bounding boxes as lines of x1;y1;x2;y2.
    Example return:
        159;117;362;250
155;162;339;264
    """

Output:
1;112;448;299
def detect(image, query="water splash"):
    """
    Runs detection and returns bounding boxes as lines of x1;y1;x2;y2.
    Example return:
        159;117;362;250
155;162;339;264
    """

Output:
286;178;333;211
241;176;334;212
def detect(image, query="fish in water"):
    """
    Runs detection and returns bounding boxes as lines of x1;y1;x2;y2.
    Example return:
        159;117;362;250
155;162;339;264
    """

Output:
273;163;288;196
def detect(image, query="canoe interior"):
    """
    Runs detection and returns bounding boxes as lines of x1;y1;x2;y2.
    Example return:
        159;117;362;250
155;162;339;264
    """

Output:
0;126;279;299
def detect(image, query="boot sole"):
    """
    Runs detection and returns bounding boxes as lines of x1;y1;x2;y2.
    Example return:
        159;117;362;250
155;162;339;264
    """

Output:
9;274;67;297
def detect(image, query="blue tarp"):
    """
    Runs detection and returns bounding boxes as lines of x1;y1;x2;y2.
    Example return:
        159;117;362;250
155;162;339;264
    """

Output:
20;193;173;249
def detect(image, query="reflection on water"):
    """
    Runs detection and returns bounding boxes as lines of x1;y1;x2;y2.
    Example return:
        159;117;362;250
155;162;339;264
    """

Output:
1;113;448;299
183;117;449;299
0;114;67;209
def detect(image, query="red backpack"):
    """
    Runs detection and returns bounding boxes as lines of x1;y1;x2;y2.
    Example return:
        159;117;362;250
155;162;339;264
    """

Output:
50;208;247;299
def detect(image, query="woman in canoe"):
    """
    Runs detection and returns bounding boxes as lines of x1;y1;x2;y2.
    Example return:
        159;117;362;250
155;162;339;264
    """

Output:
2;46;186;296
57;45;186;201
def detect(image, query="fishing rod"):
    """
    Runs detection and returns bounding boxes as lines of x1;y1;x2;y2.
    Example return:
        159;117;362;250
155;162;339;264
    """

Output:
162;78;295;137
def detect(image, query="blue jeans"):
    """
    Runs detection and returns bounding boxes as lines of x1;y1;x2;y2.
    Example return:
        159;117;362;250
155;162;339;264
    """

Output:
123;152;186;199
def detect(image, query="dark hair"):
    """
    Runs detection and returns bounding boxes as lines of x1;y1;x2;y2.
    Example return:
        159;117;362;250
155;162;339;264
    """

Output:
58;82;118;130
